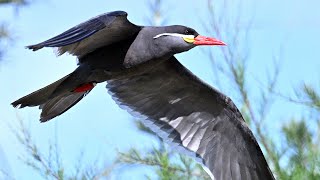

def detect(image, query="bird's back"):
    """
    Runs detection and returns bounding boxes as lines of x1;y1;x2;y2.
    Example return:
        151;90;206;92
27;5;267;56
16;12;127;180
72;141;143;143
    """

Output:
78;34;138;71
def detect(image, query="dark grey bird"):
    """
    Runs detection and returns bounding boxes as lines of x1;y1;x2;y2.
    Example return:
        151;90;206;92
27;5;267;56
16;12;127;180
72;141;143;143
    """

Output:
12;11;275;180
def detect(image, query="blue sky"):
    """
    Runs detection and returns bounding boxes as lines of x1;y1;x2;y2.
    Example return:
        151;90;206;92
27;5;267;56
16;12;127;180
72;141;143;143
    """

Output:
0;0;319;179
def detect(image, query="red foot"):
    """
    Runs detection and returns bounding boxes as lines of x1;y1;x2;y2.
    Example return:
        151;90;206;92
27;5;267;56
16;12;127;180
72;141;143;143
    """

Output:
74;82;96;92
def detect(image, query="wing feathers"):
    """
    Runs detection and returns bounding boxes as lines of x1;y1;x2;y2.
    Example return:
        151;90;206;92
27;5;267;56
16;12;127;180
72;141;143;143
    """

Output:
26;16;106;51
26;11;140;57
106;57;275;180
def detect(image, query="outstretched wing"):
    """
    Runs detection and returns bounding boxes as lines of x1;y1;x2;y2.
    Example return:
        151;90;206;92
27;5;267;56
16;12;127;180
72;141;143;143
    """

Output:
27;11;141;57
106;57;275;180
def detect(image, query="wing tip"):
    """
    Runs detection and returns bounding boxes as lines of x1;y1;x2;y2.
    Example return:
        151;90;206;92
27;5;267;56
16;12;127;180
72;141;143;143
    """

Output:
26;44;43;51
39;116;50;123
11;100;25;109
11;102;20;108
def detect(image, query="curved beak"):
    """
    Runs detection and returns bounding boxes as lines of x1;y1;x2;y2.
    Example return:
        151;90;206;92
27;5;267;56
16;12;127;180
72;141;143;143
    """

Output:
193;35;226;46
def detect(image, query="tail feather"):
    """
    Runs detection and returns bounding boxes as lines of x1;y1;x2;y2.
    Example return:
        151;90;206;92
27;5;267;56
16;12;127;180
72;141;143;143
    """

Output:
12;72;94;122
39;90;91;122
12;74;71;108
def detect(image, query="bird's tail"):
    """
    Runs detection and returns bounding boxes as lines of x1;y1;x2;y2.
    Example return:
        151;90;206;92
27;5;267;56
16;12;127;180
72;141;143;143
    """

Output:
37;90;92;122
12;72;95;122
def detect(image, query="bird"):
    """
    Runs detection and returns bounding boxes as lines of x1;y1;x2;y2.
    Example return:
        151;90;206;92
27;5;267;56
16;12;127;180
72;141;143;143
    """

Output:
12;11;275;180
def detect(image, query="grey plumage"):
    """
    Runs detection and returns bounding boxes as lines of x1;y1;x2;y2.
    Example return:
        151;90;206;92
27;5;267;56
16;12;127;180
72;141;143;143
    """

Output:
12;74;71;108
12;11;275;179
106;57;274;180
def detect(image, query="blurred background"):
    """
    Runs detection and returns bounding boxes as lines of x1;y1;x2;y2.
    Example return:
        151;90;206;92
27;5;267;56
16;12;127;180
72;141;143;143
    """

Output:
0;0;319;179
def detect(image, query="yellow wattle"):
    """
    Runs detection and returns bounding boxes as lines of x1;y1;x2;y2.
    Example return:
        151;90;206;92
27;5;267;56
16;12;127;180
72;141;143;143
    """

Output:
183;37;195;43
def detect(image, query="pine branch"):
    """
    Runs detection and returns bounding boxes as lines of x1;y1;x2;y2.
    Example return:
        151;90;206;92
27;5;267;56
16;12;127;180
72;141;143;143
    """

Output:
116;147;210;179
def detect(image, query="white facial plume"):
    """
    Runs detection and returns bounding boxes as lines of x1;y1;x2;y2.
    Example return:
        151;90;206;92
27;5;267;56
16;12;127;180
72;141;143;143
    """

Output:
153;33;195;40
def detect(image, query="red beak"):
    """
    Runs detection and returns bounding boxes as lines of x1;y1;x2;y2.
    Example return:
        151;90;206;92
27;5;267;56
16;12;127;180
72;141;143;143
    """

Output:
194;35;226;46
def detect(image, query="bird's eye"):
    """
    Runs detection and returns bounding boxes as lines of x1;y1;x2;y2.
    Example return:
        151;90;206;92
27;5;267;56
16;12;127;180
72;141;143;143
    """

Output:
185;29;196;36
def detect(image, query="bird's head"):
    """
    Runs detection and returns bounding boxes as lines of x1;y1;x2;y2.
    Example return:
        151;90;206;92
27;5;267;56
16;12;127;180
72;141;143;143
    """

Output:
124;25;226;68
153;25;226;54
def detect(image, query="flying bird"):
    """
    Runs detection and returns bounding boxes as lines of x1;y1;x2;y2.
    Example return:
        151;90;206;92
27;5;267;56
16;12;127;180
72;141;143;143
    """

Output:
12;11;275;180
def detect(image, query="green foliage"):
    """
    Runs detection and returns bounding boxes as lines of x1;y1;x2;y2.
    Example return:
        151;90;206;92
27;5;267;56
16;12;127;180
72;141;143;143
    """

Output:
0;24;9;61
302;84;320;110
280;120;320;180
116;121;211;180
0;0;28;62
13;117;116;180
283;120;312;162
0;25;9;38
